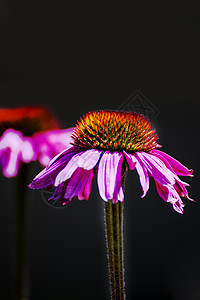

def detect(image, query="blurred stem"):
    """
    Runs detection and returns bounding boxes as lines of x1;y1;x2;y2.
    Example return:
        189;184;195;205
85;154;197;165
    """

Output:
104;171;127;300
15;164;30;300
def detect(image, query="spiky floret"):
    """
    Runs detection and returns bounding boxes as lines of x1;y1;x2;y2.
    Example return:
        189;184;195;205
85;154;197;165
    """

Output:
0;107;59;136
71;110;159;152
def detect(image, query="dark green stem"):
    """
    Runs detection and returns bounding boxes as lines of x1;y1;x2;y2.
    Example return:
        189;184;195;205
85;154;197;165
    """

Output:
104;200;125;300
14;164;30;300
104;169;127;300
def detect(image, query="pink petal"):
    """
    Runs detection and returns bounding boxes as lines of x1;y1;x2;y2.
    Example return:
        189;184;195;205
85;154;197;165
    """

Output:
123;151;136;170
155;181;184;214
48;181;69;201
135;152;176;186
149;150;193;201
64;168;93;201
55;149;102;187
97;151;124;203
124;151;149;198
47;149;68;167
174;177;194;201
155;181;179;203
173;200;184;214
79;170;93;200
151;149;193;177
29;148;77;189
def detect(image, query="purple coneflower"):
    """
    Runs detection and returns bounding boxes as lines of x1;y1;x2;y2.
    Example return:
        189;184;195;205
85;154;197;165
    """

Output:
0;107;73;177
29;110;193;300
29;110;193;213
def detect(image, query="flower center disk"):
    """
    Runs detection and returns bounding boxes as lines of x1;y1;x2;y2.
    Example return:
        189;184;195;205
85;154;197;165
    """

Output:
71;110;158;152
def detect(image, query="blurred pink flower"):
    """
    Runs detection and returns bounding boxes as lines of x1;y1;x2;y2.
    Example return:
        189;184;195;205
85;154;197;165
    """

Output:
0;107;74;177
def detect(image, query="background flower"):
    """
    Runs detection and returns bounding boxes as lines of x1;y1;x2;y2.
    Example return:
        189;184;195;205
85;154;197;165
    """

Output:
0;107;74;177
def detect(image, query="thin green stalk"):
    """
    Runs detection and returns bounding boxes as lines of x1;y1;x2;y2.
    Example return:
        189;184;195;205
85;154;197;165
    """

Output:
104;200;125;300
104;168;127;300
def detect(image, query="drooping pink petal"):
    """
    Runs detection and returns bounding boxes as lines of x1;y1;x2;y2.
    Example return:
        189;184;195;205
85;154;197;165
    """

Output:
135;152;176;186
48;181;69;201
150;149;193;177
97;151;124;203
124;151;149;198
29;147;78;189
47;147;71;168
64;168;93;201
174;177;194;201
78;169;93;200
123;151;137;170
55;149;102;187
148;149;193;201
155;181;184;214
173;200;184;214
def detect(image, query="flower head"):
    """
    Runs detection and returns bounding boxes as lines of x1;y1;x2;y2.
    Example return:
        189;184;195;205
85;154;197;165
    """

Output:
71;110;158;152
0;107;73;177
29;110;193;213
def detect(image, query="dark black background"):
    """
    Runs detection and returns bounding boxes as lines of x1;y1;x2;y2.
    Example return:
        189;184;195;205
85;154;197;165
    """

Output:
0;1;200;299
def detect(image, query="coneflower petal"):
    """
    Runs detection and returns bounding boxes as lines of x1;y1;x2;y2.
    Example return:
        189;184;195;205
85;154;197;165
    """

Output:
135;152;176;185
55;149;101;187
64;168;93;201
150;149;193;177
155;181;184;214
124;151;149;198
97;151;124;203
29;148;77;189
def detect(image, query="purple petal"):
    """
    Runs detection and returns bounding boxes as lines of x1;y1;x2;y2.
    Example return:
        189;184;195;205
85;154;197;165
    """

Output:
55;149;102;187
47;148;70;168
29;147;77;189
155;182;177;203
97;151;124;203
173;200;184;214
155;181;184;214
124;151;149;198
150;149;193;177
79;170;93;200
135;152;176;186
123;151;136;170
149;150;193;201
174;177;194;201
48;181;69;201
64;168;93;201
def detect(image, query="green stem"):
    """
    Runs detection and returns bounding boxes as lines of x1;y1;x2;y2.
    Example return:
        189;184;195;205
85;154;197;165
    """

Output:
104;200;125;300
14;164;30;300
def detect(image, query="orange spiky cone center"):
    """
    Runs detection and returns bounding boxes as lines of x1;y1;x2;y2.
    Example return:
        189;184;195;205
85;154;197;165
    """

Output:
0;107;60;136
71;110;158;152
